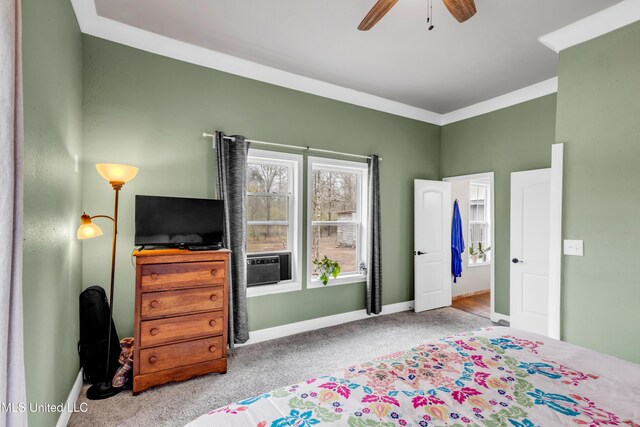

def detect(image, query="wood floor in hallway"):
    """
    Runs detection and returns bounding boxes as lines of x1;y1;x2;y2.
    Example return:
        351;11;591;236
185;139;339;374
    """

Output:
452;291;490;319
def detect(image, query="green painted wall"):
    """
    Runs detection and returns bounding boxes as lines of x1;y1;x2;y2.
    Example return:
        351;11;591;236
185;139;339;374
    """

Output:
440;95;558;315
81;36;441;337
22;0;84;425
556;22;640;363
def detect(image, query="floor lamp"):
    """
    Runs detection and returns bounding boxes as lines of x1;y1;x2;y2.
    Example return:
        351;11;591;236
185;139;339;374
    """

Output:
77;163;138;400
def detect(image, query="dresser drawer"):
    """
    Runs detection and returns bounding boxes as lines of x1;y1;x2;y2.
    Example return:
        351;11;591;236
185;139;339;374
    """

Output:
141;287;224;319
139;336;224;374
141;261;225;291
140;311;224;347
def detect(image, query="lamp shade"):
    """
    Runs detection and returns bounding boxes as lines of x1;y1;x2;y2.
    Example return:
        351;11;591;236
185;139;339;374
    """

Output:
96;163;138;184
77;214;103;240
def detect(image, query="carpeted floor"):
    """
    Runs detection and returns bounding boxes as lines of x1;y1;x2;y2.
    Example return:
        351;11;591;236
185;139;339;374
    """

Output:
69;307;492;427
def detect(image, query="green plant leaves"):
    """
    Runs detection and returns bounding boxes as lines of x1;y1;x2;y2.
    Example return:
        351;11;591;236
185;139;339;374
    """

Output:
332;265;340;278
312;256;341;286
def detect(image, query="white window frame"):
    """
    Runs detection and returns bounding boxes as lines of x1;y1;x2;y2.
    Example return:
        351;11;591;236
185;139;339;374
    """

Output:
468;181;491;268
307;156;368;289
246;149;303;297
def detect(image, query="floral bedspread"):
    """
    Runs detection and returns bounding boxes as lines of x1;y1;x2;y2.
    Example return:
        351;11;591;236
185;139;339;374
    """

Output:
187;327;640;426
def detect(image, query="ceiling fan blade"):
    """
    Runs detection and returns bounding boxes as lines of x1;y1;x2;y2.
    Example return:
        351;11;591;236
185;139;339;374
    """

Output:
358;0;400;31
442;0;476;23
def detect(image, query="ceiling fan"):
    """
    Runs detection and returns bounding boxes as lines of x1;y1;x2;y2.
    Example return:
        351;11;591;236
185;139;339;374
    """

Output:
358;0;476;31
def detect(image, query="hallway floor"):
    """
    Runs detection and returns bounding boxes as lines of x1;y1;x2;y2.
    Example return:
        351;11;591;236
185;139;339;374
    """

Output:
452;291;490;319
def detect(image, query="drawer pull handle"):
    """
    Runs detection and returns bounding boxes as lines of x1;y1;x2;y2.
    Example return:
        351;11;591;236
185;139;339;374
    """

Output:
150;300;160;309
149;356;157;364
209;345;216;353
210;269;217;276
150;328;159;336
209;319;216;327
210;294;218;301
151;273;159;280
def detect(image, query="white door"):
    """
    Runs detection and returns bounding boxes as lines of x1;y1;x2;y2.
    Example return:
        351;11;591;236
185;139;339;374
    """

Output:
414;180;452;312
510;169;551;335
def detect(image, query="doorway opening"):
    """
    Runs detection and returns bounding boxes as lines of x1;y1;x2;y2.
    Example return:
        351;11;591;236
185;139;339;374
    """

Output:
443;172;495;321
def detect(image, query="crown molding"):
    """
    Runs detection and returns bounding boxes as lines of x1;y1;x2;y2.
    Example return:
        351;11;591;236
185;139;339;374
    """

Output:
70;1;632;127
539;0;640;53
441;77;558;125
70;0;443;125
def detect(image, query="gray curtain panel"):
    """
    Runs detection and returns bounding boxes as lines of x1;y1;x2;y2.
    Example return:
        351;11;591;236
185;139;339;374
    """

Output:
0;0;28;424
215;131;250;346
366;155;383;315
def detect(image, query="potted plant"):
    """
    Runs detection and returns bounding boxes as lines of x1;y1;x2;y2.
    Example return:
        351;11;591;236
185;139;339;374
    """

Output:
478;242;491;262
312;256;341;286
469;246;478;264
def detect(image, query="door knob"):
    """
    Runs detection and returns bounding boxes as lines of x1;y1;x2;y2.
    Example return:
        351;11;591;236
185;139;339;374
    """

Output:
512;258;523;264
414;251;427;256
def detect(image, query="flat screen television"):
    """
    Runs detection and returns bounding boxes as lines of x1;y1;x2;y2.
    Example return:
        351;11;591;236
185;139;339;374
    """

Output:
135;195;224;247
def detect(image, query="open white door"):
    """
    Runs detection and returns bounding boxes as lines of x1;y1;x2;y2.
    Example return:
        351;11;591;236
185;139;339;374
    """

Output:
414;180;451;312
510;169;551;335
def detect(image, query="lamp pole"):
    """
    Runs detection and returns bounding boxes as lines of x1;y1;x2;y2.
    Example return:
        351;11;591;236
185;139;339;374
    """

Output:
104;183;120;385
85;183;123;400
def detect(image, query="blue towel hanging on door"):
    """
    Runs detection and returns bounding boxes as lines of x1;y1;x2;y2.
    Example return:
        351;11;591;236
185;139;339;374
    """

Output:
451;200;465;283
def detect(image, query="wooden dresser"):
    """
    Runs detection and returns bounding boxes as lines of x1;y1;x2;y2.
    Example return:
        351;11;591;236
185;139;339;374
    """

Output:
132;248;230;394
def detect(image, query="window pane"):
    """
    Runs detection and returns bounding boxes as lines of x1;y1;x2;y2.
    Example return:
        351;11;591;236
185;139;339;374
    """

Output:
469;224;490;263
247;225;288;253
469;184;478;201
247;195;288;221
310;224;358;275
311;169;358;221
247;163;289;193
469;183;490;264
477;185;487;200
473;204;485;222
470;223;486;243
470;204;485;222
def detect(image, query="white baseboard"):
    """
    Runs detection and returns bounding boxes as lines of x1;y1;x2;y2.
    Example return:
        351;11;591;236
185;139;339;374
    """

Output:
491;312;511;324
237;301;414;347
56;369;84;427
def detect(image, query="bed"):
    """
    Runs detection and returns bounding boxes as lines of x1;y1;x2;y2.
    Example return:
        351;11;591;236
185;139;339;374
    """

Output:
187;327;640;426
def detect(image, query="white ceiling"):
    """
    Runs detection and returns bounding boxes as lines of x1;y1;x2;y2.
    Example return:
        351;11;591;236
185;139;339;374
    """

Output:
93;0;620;114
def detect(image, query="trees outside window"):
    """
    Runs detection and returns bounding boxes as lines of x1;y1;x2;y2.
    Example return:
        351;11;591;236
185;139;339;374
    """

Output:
308;157;368;284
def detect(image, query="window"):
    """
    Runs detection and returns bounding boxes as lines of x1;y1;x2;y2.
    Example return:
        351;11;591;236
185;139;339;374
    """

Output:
307;157;368;287
246;149;302;296
468;182;491;265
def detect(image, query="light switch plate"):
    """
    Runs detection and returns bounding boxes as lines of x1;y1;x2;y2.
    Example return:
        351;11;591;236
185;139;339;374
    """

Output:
563;239;584;256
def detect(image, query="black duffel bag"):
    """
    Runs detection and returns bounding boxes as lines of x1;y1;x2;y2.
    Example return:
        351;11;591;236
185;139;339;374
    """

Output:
78;285;121;383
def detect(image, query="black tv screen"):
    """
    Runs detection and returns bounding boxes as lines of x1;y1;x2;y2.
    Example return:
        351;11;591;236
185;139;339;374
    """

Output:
135;195;224;247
